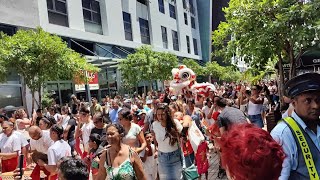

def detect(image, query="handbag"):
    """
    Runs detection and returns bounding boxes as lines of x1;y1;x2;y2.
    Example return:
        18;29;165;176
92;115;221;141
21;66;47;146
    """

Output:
179;139;200;180
182;164;200;180
188;121;205;153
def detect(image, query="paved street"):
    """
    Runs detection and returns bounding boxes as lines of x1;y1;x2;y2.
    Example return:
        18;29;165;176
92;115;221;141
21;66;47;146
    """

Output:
203;150;228;180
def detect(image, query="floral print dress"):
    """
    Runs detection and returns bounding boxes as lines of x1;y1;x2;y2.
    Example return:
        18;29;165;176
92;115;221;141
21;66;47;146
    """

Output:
104;148;136;180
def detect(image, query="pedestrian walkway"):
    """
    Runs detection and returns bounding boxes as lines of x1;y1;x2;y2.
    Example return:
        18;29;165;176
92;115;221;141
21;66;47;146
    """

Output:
201;151;228;180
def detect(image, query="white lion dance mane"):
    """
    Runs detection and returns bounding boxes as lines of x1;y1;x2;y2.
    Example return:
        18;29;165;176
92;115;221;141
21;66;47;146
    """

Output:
170;65;216;102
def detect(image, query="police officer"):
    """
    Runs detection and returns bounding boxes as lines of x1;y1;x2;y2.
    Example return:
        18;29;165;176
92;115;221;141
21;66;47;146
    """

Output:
271;73;320;180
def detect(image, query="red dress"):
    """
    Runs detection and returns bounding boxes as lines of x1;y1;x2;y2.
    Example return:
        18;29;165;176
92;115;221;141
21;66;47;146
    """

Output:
195;141;209;174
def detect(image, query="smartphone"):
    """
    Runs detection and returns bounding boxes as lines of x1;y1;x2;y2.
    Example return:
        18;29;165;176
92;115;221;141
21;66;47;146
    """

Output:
18;154;24;177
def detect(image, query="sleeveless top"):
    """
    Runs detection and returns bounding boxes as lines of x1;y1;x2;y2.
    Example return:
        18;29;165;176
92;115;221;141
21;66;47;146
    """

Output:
247;101;263;115
104;147;136;180
285;119;320;180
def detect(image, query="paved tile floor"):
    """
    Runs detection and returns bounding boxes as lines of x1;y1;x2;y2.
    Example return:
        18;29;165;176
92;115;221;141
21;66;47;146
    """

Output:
201;150;228;180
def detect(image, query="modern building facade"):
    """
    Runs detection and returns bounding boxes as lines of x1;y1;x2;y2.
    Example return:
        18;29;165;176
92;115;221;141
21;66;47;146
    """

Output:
0;0;211;112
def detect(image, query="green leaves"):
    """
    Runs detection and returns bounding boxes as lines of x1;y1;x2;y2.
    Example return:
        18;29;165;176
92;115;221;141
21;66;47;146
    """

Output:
212;0;320;78
0;27;98;93
118;45;178;88
182;58;205;76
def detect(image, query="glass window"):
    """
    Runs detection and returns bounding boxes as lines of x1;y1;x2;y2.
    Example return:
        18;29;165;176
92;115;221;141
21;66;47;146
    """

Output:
193;38;198;55
172;30;179;51
92;12;101;23
137;0;147;5
186;36;190;53
0;86;23;108
191;16;196;29
184;13;188;25
0;72;23;108
83;9;91;21
47;0;54;10
182;0;187;9
82;0;101;24
47;0;68;27
189;0;195;14
91;1;100;12
161;26;168;49
139;18;150;44
158;0;165;14
169;4;176;19
55;0;67;14
82;0;90;9
122;12;133;41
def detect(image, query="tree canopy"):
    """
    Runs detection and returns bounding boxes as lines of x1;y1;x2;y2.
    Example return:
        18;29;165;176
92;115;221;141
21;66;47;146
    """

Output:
119;46;178;89
212;0;320;79
0;28;98;108
182;58;205;76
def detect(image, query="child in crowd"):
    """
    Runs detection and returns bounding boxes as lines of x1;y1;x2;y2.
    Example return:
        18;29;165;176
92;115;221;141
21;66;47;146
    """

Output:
195;141;209;180
140;132;157;180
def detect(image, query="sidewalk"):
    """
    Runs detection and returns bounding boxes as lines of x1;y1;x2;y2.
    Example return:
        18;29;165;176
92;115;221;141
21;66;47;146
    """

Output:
202;151;228;180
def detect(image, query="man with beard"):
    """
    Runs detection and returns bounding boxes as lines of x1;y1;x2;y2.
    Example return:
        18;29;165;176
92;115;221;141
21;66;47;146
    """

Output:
271;73;320;180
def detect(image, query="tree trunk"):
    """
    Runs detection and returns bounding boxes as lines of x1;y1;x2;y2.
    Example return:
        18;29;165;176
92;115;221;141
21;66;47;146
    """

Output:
277;53;285;105
38;86;42;109
22;82;28;114
149;81;153;91
31;91;35;112
288;46;296;79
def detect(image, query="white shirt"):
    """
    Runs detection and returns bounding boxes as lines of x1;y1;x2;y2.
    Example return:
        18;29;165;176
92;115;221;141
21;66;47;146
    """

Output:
54;113;62;122
81;121;95;152
152;119;182;153
30;130;54;154
13;131;29;148
202;106;214;126
48;140;71;165
247;101;263;115
60;115;70;129
0;132;21;153
140;144;157;175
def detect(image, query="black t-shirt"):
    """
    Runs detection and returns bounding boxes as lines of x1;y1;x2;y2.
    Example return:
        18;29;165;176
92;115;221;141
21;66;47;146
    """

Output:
90;127;106;138
67;118;77;141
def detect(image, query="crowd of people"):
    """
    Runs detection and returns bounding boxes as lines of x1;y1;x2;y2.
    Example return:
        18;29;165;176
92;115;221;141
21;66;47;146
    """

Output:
0;73;319;180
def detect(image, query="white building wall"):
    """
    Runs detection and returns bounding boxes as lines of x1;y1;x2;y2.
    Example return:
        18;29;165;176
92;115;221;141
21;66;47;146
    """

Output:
0;0;39;28
37;0;202;60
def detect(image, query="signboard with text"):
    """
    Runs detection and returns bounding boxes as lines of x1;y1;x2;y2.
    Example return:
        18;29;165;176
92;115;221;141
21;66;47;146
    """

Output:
75;72;99;91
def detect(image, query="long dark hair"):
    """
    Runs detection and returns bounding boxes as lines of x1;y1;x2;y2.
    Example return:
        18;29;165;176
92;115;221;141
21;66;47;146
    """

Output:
157;104;179;146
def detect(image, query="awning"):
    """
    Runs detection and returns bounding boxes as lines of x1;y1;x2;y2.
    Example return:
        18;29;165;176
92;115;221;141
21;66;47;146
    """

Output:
85;55;121;68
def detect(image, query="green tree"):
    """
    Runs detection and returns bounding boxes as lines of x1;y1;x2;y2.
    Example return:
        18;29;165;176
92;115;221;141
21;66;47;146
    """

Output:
0;28;98;109
204;61;241;82
182;58;205;76
212;0;320;82
156;52;178;81
119;46;178;92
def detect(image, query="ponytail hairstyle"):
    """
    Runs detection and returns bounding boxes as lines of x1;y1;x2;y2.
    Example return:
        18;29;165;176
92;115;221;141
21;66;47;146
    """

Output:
51;124;64;140
157;104;179;146
118;108;132;121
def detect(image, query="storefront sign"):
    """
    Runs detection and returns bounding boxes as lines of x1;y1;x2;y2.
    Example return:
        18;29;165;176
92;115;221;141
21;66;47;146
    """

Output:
75;72;99;91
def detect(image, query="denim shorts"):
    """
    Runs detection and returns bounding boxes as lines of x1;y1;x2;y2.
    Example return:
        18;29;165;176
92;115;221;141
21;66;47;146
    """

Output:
158;148;182;180
248;114;263;128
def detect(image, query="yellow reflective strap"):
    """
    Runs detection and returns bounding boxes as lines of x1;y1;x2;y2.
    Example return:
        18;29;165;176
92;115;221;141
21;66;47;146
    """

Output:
283;117;319;180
